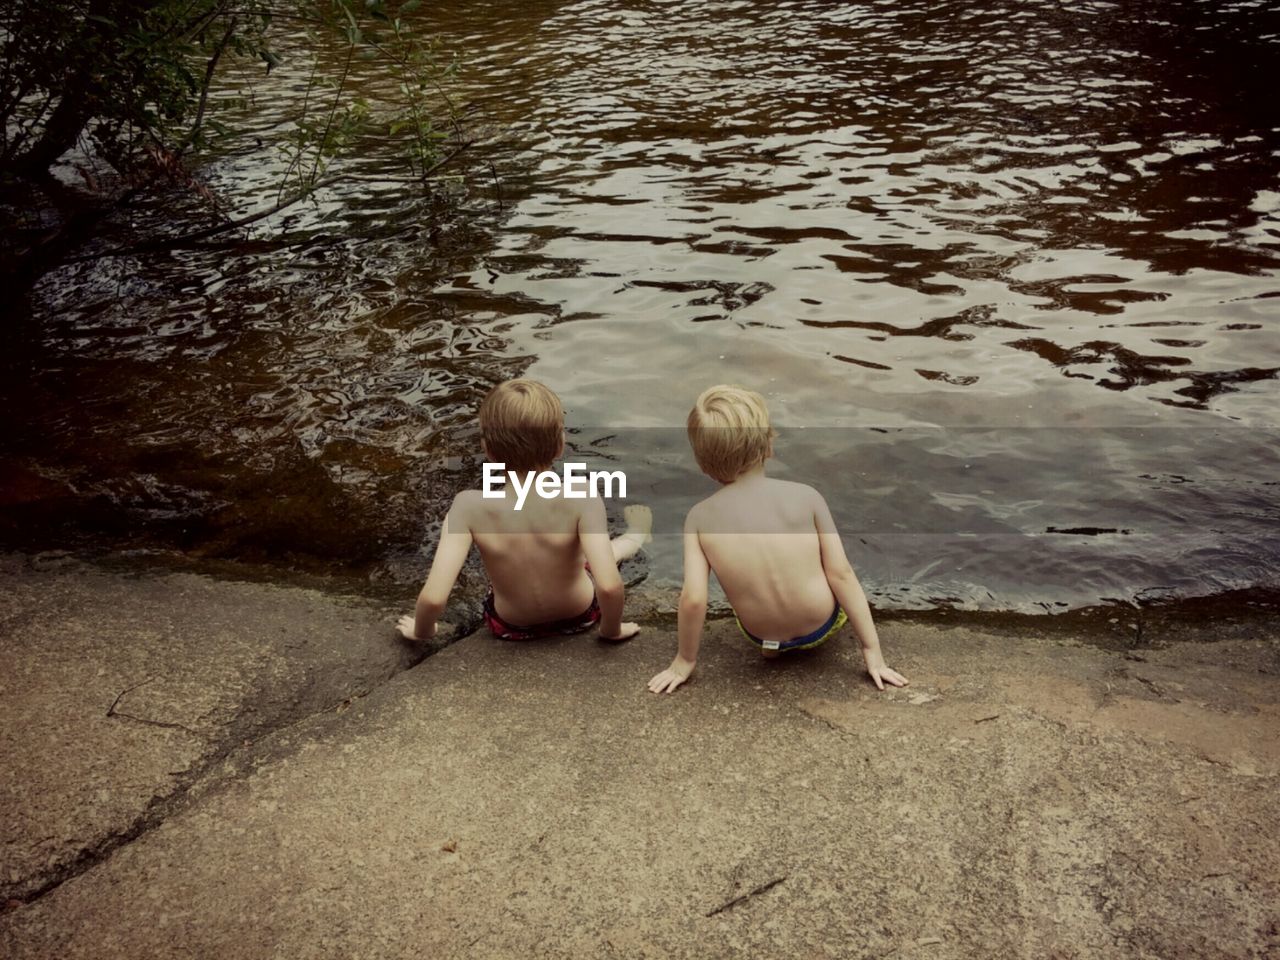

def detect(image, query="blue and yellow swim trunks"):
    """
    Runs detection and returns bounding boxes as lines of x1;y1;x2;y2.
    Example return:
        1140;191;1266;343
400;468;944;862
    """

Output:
735;604;847;653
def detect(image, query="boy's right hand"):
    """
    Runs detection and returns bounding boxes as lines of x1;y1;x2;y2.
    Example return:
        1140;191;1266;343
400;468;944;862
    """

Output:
648;656;695;694
863;649;909;690
396;615;445;643
396;615;423;641
600;621;641;643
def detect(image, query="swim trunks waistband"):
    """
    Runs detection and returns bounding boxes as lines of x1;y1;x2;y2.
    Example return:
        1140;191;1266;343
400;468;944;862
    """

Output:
736;604;847;652
483;591;601;641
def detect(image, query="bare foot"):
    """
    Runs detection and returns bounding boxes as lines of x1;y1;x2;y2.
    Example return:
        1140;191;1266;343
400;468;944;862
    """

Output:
610;504;653;563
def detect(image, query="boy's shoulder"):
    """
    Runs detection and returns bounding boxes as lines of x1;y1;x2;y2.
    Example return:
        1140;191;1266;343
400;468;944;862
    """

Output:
759;478;827;518
452;488;487;509
687;478;824;525
733;477;825;506
685;490;729;530
764;477;822;499
451;486;601;523
445;488;490;523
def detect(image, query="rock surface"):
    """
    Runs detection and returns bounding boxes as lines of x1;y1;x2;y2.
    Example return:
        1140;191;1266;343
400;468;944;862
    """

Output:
0;553;422;902
1;557;1278;958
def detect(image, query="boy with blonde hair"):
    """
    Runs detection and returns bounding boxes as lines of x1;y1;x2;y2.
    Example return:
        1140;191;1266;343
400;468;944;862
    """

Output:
398;379;650;644
648;384;908;694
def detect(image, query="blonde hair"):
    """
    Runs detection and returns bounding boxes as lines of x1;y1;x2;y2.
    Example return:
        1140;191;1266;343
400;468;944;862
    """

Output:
479;379;564;473
687;384;775;483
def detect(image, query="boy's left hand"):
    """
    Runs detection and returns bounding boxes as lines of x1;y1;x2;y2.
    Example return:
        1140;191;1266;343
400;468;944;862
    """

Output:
864;650;909;690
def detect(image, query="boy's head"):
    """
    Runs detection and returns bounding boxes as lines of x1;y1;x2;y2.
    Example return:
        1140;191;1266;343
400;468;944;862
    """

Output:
687;384;775;483
479;379;564;473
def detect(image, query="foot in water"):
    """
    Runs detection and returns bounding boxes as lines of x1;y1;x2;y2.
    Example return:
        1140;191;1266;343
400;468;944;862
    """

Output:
611;504;653;563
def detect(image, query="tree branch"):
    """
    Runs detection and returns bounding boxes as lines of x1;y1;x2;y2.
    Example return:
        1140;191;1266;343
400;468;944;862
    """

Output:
61;136;475;263
178;15;239;156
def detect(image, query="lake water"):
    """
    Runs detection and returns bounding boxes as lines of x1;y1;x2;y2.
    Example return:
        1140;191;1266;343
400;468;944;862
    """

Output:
3;0;1279;612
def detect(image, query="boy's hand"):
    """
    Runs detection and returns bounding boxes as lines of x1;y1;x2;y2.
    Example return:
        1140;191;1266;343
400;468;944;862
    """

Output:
648;656;695;694
396;615;438;642
863;649;909;690
600;621;641;643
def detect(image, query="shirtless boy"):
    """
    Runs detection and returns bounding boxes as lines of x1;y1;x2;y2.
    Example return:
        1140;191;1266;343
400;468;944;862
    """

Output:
398;379;650;644
648;384;909;694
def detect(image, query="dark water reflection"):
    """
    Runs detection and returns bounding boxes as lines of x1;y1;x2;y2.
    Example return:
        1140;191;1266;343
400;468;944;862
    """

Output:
3;0;1279;610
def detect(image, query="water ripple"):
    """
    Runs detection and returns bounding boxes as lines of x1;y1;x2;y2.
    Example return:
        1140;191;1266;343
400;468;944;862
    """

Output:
6;0;1279;608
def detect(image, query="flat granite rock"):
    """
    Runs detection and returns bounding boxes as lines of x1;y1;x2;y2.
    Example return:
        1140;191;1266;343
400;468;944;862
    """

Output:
2;583;1277;959
0;554;420;902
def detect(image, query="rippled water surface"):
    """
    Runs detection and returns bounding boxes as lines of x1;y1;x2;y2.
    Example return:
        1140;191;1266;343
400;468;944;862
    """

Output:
4;0;1280;610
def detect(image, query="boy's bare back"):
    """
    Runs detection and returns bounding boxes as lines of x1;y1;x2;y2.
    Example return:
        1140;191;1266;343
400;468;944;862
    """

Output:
399;378;641;644
453;487;600;625
690;474;838;642
649;383;908;694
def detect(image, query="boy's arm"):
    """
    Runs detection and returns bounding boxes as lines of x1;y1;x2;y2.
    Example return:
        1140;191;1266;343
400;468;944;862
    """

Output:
812;491;909;690
397;495;474;642
579;498;638;641
647;511;708;694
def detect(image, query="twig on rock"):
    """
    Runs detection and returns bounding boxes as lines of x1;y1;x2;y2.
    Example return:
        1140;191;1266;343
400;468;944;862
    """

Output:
106;677;200;737
106;676;155;717
704;876;786;917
